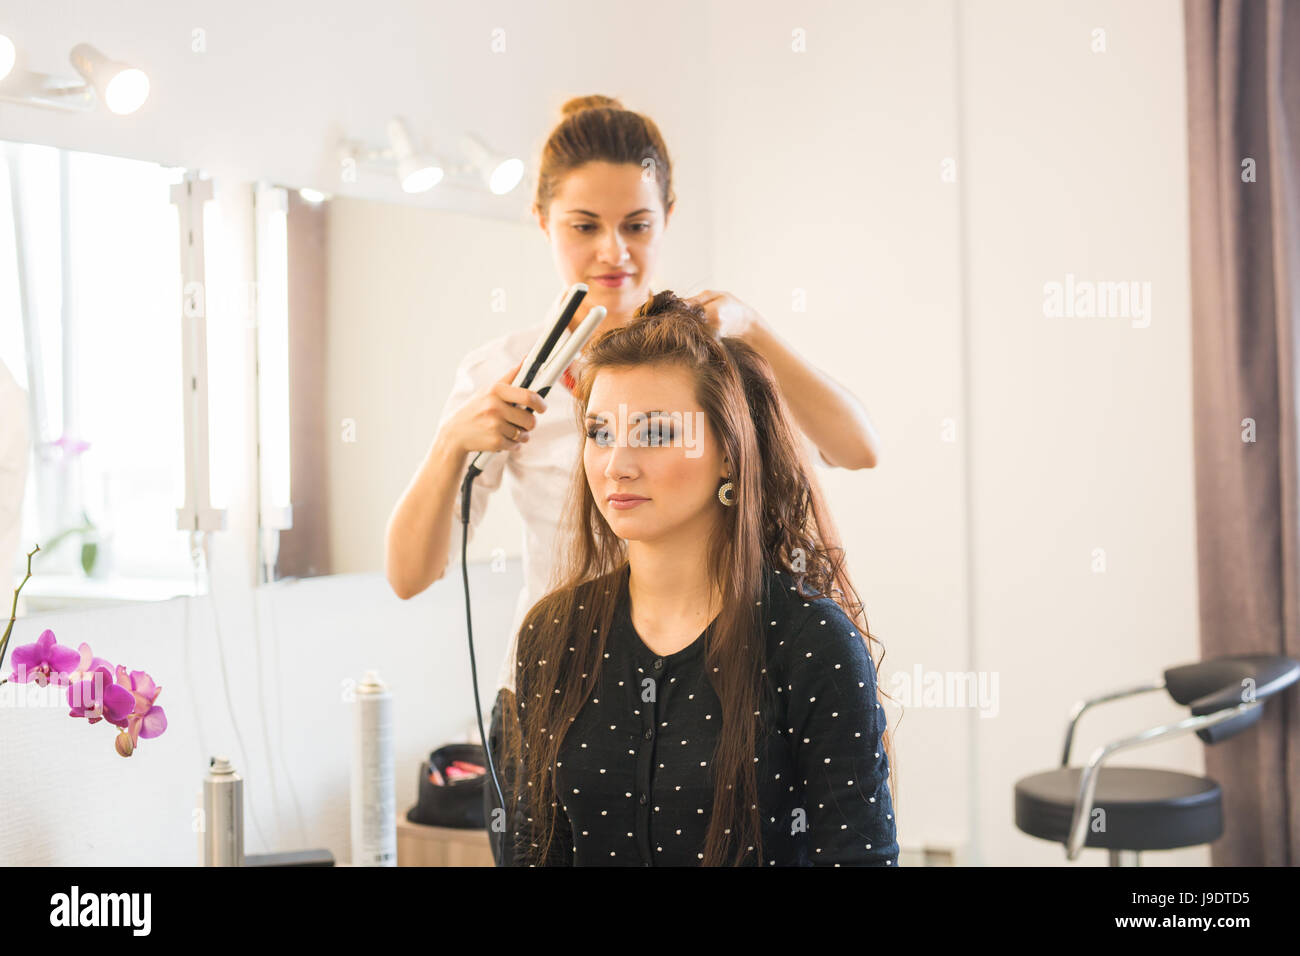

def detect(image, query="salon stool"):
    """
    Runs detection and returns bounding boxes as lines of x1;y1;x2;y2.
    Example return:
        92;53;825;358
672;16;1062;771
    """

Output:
1013;653;1299;865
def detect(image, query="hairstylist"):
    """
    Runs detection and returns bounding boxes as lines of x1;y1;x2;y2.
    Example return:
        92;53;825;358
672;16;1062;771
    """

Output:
384;94;882;865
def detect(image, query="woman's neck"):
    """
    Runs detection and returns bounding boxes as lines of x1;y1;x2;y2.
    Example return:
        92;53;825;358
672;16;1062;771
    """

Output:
626;542;723;638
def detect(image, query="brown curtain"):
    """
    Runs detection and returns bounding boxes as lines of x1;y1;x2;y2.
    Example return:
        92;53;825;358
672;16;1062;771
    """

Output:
1185;0;1300;866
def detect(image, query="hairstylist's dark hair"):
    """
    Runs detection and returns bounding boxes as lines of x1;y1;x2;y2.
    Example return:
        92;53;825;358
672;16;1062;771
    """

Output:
532;94;675;222
503;290;899;867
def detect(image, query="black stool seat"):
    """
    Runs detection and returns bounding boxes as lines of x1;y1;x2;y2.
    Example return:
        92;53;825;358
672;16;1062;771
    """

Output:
1015;767;1223;851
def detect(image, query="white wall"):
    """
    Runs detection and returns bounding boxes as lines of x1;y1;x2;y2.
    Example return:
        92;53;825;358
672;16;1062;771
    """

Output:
705;0;971;856
704;0;1201;866
960;0;1201;865
0;0;1204;866
0;562;524;865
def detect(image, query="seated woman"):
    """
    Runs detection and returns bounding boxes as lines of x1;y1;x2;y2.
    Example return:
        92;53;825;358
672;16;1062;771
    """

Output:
502;289;898;866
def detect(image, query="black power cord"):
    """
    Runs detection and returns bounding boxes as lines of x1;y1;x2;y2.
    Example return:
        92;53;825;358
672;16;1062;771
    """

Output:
458;463;508;837
453;284;592;863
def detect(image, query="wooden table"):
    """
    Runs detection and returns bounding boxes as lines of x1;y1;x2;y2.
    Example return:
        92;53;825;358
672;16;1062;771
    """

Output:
397;816;495;866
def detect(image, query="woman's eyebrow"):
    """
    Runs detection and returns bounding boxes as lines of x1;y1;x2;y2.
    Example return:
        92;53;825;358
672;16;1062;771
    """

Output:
585;410;671;421
566;208;654;218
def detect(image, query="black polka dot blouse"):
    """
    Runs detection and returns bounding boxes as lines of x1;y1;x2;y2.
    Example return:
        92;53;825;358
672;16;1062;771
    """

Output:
510;564;899;866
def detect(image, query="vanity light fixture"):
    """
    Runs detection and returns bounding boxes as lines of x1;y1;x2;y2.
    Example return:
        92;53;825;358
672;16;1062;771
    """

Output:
388;118;443;193
0;35;16;83
338;117;443;194
69;43;149;114
0;40;149;115
457;133;524;195
253;183;294;583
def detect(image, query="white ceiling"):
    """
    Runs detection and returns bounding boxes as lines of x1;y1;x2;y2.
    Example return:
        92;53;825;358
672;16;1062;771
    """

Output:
1;0;716;223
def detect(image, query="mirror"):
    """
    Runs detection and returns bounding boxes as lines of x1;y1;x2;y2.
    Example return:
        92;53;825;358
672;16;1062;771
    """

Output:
252;187;560;582
249;10;965;594
0;139;211;615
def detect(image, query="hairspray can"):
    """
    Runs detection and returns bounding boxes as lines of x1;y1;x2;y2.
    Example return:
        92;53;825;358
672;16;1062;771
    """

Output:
351;670;396;865
203;755;244;866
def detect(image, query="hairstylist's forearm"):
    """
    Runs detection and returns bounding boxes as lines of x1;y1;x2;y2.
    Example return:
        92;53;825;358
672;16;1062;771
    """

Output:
385;430;469;600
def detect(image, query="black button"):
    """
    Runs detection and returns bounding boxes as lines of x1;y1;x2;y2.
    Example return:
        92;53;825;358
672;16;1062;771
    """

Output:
643;861;651;867
653;658;664;671
643;728;653;740
639;793;648;805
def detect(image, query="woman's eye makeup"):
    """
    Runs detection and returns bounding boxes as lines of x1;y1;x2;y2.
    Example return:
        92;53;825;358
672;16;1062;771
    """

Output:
585;421;677;445
572;221;650;233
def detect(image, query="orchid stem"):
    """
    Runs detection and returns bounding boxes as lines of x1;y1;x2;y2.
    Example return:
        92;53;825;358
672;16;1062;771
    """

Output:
0;544;42;687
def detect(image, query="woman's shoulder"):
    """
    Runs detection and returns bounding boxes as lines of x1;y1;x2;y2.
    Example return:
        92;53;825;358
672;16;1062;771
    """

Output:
765;573;874;681
762;568;842;630
519;570;624;635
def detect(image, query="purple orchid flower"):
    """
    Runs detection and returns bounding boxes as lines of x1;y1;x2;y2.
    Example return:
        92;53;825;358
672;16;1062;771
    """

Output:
65;640;132;724
67;659;135;726
8;629;82;686
10;626;167;757
105;665;166;757
43;434;92;458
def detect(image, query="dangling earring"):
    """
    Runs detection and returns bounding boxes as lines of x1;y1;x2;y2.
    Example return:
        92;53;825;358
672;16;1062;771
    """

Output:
717;477;735;507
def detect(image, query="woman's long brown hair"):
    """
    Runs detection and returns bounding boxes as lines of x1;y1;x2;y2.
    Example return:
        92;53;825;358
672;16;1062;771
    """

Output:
503;290;898;866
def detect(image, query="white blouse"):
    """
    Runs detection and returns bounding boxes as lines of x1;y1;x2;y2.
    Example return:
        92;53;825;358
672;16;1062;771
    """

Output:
435;319;834;697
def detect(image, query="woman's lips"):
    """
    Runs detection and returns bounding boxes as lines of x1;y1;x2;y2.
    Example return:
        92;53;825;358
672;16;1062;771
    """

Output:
593;274;629;288
608;497;648;510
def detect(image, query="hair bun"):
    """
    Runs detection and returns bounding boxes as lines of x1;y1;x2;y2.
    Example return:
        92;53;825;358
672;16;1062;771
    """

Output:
634;289;707;324
561;94;624;117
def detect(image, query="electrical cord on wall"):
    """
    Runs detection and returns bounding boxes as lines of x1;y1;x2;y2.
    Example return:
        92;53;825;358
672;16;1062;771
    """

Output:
183;531;212;776
265;583;307;846
184;528;306;850
249;579;286;843
200;529;270;852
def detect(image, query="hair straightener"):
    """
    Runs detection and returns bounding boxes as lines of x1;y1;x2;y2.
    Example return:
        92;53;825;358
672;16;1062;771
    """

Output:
457;282;607;850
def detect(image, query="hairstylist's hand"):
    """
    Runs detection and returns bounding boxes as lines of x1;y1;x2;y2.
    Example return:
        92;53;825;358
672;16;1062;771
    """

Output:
683;289;760;341
443;359;548;454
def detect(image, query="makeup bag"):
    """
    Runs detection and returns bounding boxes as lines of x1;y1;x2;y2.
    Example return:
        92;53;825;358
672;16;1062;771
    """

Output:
405;743;488;829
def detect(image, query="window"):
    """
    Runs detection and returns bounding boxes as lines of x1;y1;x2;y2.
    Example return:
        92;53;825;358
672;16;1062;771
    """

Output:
0;140;198;603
